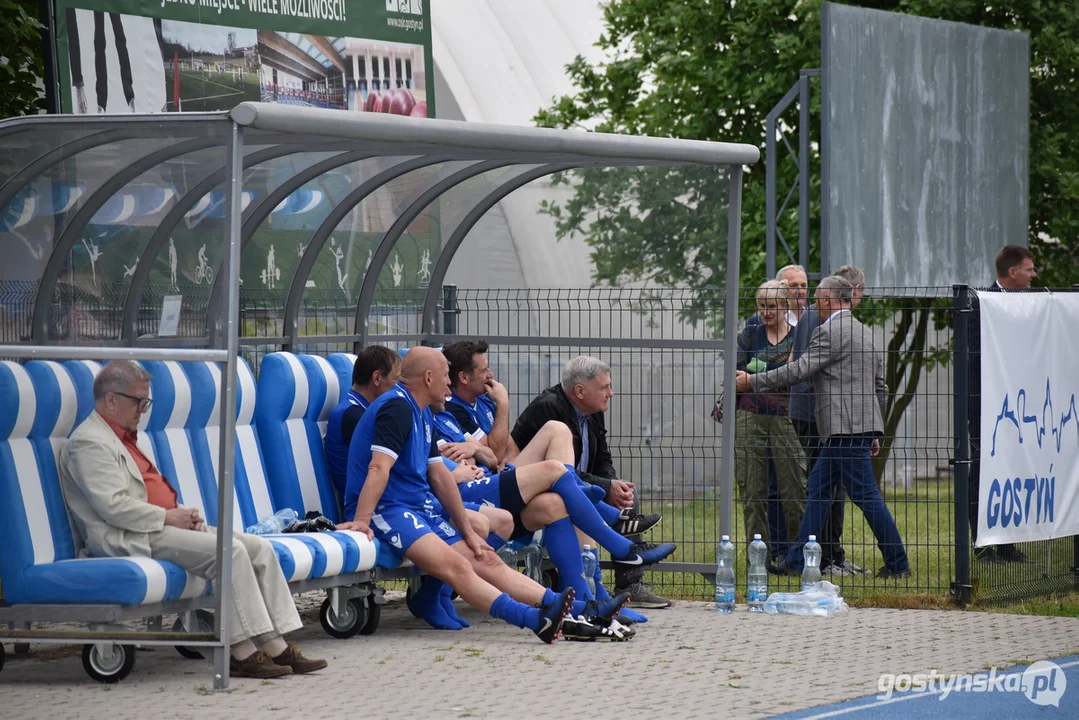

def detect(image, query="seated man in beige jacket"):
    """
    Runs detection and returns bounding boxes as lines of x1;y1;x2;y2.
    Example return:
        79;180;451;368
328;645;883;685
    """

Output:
59;360;326;679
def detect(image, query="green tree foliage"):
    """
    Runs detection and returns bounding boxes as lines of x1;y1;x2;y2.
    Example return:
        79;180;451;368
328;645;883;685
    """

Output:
536;0;1078;288
536;1;1078;478
0;0;45;118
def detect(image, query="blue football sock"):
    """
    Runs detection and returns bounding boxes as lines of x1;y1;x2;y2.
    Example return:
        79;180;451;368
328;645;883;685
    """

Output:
407;577;463;630
543;517;593;602
619;607;649;623
596;501;621;526
439;585;470;628
550;472;633;557
489;593;541;630
486;532;507;551
565;464;607;503
540;588;560;607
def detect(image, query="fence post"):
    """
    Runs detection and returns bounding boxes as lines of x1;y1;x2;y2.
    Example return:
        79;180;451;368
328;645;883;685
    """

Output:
951;283;973;606
441;284;458;337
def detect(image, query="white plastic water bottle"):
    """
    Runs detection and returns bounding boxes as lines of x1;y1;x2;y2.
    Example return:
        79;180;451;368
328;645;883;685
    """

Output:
519;543;544;584
496;544;518;569
802;535;822;590
715;535;736;613
747;534;769;612
245;508;299;535
581;545;597;597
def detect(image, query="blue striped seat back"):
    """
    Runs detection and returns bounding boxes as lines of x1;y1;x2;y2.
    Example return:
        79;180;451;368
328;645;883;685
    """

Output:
140;360;208;518
326;353;357;406
0;362;59;595
254;353;340;523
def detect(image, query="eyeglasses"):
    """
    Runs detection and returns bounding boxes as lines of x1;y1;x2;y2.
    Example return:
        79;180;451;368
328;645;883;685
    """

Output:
113;392;153;412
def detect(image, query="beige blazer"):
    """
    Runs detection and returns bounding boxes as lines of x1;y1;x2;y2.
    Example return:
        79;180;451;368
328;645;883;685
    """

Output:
59;411;168;558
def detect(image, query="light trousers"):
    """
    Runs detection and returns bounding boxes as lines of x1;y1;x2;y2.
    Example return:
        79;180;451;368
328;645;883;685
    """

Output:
149;526;301;645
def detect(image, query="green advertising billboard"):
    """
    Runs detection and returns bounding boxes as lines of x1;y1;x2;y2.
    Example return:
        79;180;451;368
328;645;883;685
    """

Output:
54;0;434;117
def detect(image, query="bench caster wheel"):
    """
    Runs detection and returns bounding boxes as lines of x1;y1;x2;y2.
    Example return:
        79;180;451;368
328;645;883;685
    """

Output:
82;643;135;684
320;597;365;639
359;599;381;635
172;610;215;659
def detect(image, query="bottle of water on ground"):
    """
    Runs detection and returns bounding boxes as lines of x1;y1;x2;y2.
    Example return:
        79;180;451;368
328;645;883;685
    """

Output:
715;535;736;613
747;534;769;613
581;545;597;597
245;508;298;535
802;535;822;590
519;543;544;584
496;544;518;570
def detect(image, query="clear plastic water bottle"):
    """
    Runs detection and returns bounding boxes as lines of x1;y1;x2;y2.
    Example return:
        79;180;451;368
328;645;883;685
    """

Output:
747;534;769;612
715;535;736;613
496;544;518;569
801;535;822;590
245;508;299;535
581;545;597;597
519;543;544;584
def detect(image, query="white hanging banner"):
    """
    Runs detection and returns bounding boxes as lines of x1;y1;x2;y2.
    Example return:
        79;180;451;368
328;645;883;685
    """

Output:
978;292;1079;546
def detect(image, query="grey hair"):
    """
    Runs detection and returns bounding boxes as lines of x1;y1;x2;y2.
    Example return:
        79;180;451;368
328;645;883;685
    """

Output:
776;264;806;282
561;356;611;393
833;264;866;289
93;360;153;401
816;275;854;303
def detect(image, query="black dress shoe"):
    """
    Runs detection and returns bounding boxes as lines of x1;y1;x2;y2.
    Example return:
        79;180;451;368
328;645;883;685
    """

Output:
975;547;1006;565
875;566;911;580
995;546;1030;563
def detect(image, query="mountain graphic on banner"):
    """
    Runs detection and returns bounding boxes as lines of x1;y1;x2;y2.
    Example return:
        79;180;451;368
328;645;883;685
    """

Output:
991;378;1079;456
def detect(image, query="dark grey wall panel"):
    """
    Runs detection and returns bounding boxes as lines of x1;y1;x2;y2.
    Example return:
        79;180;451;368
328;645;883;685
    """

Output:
824;3;1029;288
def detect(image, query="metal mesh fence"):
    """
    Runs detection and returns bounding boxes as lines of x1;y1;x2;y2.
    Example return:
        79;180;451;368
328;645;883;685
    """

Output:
1;279;1074;605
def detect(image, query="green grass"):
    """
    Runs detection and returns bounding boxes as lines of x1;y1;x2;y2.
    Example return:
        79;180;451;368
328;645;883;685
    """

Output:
629;478;1077;609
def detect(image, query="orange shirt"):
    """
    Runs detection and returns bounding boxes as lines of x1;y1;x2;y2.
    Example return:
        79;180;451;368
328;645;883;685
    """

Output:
103;417;178;511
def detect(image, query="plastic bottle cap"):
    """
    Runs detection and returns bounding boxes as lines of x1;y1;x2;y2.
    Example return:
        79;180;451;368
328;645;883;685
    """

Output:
721;535;730;541
583;545;591;551
753;534;762;540
808;535;816;541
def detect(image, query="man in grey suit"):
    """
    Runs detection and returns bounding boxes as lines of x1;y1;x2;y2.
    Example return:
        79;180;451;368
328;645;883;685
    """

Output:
60;360;327;678
736;276;910;578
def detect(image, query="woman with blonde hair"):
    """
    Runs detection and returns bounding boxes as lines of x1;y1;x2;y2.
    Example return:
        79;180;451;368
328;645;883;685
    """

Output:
733;279;806;567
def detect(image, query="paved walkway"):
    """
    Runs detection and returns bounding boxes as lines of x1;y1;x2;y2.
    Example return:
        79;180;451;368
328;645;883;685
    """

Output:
2;593;1079;719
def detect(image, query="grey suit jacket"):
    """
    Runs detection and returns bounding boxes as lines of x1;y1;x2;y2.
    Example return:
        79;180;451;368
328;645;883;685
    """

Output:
750;310;888;439
59;411;168;558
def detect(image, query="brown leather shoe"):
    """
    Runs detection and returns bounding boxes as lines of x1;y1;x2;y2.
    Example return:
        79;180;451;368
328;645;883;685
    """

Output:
271;644;327;674
230;651;293;679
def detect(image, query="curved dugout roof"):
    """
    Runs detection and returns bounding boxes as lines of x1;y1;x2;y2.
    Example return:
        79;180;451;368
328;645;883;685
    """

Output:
0;103;757;351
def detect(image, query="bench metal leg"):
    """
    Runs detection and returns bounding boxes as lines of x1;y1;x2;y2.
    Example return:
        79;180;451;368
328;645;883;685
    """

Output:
213;645;230;690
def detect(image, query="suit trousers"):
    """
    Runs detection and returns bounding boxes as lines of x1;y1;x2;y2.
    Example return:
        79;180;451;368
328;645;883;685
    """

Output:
149;527;302;646
786;435;908;573
792;418;846;567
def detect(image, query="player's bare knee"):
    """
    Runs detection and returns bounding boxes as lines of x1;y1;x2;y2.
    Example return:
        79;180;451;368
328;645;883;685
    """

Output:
542;420;570;440
486;508;514;539
467;509;491;537
540;458;567;483
524;492;567;526
442;551;474;586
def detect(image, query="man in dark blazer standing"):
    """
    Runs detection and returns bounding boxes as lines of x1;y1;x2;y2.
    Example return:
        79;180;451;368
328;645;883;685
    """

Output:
737;276;910;579
513;356;670;609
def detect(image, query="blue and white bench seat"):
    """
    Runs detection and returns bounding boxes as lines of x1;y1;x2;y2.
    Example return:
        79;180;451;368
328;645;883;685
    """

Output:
138;359;378;583
0;360;207;606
